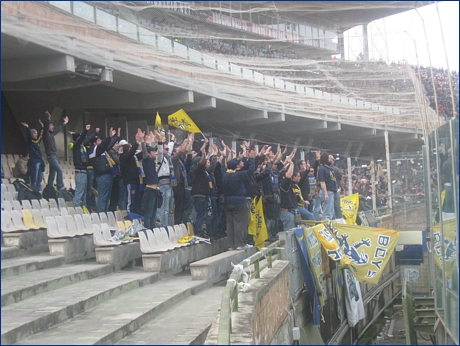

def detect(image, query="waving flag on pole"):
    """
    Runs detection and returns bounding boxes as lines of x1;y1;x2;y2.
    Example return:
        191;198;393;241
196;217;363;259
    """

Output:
341;193;359;225
155;112;165;137
248;196;268;250
168;109;201;133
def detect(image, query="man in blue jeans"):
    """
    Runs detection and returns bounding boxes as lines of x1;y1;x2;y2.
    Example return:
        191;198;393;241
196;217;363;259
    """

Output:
317;152;337;220
42;110;68;190
68;124;91;207
88;128;119;213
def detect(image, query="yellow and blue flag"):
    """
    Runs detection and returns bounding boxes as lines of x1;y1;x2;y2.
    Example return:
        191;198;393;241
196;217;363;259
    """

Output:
314;221;400;284
433;217;457;278
168;109;201;133
249;196;268;250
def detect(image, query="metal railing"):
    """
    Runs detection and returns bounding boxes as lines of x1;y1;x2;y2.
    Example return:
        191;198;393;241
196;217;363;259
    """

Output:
217;241;282;344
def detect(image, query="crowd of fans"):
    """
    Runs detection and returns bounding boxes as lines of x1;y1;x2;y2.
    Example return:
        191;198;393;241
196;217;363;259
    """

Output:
416;66;459;118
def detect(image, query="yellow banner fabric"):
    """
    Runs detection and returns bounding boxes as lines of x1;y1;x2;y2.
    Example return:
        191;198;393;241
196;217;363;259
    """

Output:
341;193;360;225
155;112;165;137
168;109;201;133
248;196;268;250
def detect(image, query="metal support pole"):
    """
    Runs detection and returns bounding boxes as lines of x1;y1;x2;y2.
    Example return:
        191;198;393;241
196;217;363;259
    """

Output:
371;159;377;211
436;3;457;119
415;9;440;126
347;156;352;195
362;24;369;61
385;131;392;215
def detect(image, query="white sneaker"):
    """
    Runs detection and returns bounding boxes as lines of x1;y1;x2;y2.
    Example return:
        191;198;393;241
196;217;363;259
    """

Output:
237;244;253;250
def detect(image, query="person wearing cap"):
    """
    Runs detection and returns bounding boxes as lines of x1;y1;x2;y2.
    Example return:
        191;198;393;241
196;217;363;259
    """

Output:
68;124;91;207
13;152;30;183
142;145;160;230
21;120;44;190
220;145;256;250
88;127;119;213
42;110;68;190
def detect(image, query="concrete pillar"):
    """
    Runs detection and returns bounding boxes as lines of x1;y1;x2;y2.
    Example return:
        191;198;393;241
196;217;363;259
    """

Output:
362;24;369;61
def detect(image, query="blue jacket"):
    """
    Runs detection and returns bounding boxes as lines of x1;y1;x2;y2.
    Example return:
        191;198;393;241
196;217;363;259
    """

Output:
221;157;255;205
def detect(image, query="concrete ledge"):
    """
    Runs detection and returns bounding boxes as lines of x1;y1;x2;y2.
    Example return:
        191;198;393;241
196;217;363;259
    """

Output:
3;230;49;254
95;242;143;271
190;247;258;285
48;235;96;263
1;255;65;279
142;237;228;274
1;246;19;260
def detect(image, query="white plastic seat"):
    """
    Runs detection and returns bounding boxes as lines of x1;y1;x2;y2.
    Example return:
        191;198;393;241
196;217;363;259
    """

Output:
2;210;19;232
31;209;47;229
93;224;121;246
22;210;40;229
12;200;23;211
153;228;175;250
50;208;60;217
58;198;66;209
65;215;84;236
180;223;189;237
41;208;52;220
145;229;169;252
75;207;84;215
60;208;69;217
45;216;65;239
40;199;49;209
31;199;41;210
161;227;181;249
67;207;76;216
21;200;32;211
138;231;158;253
66;200;75;208
114;210;123;222
173;225;189;247
74;214;92;235
100;223;114;241
2;200;12;212
91;213;101;225
55;215;75;237
11;210;29;230
49;199;58;210
107;212;118;230
99;213;109;226
82;214;94;234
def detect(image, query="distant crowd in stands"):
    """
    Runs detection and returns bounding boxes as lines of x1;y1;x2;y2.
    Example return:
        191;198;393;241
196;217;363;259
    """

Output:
416;66;458;118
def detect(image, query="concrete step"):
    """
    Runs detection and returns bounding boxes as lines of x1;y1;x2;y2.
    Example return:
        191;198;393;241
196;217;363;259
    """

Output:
1;247;20;260
116;284;225;345
2;268;160;345
1;261;112;307
1;254;65;279
17;272;209;345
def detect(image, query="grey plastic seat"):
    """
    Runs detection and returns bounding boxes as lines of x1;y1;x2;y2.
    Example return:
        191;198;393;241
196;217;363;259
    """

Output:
138;231;157;253
21;200;32;211
55;215;75;237
66;207;76;216
74;214;92;235
146;229;169;252
99;212;109;226
114;210;123;222
40;199;49;209
107;212;118;230
152;228;175;251
11;210;29;231
31;209;47;229
49;199;58;210
2;210;19;232
91;213;101;225
2;200;12;212
57;198;66;210
31;199;41;210
93;224;121;246
82;214;94;234
12;200;23;211
65;215;85;236
50;208;60;217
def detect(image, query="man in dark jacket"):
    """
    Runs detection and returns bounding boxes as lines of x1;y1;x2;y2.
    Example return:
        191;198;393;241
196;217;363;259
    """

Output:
68;124;91;207
21;121;44;190
190;139;210;237
119;130;146;216
221;147;256;250
142;146;160;230
42;110;68;190
88;127;119;213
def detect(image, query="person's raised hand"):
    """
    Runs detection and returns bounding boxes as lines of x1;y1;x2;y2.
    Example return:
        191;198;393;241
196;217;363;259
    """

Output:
63;116;69;125
111;128;116;137
38;119;44;127
45;110;51;119
68;131;75;135
117;128;121;137
21;122;29;128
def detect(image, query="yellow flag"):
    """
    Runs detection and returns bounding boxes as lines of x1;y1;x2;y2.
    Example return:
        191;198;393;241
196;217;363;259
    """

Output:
168;109;201;133
249;196;268;250
313;223;351;266
155;112;165;137
326;221;400;284
341;193;360;225
433;217;457;278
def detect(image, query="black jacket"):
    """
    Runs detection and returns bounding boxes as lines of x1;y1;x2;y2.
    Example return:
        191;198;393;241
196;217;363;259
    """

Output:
120;141;144;185
72;129;89;171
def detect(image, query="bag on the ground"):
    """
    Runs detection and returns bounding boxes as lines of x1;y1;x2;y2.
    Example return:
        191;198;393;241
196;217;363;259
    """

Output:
13;179;42;201
42;185;57;201
56;188;74;202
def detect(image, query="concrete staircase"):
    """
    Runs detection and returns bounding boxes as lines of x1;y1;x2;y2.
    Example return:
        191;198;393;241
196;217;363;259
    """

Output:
0;241;248;345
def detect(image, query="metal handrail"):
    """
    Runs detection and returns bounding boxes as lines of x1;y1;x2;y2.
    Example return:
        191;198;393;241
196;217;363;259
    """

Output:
217;241;282;344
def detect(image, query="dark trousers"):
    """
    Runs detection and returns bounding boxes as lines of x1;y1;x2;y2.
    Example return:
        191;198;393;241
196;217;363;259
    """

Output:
193;196;208;236
173;184;185;224
142;187;159;230
109;176;122;212
224;202;250;248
